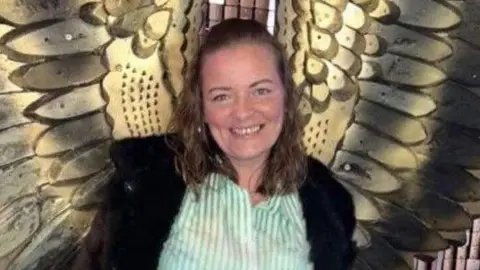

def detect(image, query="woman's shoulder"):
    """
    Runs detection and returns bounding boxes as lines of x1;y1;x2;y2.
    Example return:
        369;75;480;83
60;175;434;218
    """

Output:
303;156;356;236
107;133;184;197
91;134;186;270
109;133;178;172
302;157;357;270
305;157;353;204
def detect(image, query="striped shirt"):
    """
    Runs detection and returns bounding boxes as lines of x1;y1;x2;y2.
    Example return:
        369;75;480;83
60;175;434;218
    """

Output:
157;173;313;270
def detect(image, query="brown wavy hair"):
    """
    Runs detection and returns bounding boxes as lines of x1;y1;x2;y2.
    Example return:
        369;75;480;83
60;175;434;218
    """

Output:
167;18;306;196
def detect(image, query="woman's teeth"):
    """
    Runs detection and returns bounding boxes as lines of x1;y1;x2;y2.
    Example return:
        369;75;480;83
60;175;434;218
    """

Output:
231;125;262;135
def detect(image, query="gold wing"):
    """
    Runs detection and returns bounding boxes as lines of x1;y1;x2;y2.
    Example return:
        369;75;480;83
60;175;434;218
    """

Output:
0;0;202;268
0;0;479;269
276;0;480;269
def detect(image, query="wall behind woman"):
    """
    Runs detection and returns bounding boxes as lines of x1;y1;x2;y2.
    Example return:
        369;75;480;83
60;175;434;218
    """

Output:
0;0;478;270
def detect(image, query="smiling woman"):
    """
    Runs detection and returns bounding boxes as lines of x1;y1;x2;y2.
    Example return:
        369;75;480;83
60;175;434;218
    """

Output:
170;19;307;199
71;18;356;270
202;45;285;192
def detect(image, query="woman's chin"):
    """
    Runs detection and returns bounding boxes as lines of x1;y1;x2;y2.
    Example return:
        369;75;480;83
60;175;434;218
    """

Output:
227;149;270;165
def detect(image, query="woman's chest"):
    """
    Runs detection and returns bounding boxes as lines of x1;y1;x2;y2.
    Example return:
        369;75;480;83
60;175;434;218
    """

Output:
158;184;312;270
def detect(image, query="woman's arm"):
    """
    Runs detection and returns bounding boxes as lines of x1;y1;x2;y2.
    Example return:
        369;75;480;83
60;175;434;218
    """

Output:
71;135;185;270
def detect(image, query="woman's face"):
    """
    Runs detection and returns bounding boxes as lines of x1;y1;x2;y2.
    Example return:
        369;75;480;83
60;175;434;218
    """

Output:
201;43;285;168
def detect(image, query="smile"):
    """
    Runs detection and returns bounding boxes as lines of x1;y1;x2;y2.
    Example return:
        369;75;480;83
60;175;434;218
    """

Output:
230;125;264;136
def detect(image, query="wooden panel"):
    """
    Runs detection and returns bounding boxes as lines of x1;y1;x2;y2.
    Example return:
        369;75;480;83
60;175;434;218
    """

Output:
470;219;480;260
206;0;273;29
455;230;470;270
418;219;480;269
224;5;239;19
209;4;223;27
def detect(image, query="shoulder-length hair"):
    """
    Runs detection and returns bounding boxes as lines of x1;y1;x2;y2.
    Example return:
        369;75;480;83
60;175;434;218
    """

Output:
167;18;306;196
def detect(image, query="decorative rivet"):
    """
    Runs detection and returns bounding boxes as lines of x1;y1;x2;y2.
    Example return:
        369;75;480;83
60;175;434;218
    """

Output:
124;182;134;192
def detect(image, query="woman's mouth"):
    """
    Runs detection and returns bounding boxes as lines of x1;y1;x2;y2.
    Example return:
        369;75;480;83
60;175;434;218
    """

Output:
230;124;264;136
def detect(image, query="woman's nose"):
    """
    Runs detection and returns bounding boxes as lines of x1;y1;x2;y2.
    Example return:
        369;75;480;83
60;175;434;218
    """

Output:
233;97;254;119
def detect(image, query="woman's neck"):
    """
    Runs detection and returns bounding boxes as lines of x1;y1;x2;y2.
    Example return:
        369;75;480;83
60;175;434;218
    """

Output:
227;158;267;205
233;160;264;193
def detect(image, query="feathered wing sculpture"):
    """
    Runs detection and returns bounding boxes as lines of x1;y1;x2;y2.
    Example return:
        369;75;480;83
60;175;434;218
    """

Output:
0;0;478;269
0;0;203;269
275;0;480;268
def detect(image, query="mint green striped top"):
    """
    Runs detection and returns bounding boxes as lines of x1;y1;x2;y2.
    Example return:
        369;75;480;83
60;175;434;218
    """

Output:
157;173;313;270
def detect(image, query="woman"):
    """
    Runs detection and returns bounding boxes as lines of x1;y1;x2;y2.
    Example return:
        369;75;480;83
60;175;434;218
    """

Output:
72;18;356;270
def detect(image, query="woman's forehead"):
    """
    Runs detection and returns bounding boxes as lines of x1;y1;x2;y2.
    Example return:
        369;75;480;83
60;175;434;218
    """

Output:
203;43;275;63
200;45;278;78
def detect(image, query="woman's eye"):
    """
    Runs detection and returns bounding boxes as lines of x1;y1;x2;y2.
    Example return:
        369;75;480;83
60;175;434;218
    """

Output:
212;94;229;102
254;88;271;96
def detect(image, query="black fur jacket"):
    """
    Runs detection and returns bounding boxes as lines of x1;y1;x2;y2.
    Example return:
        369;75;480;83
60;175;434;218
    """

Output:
71;135;356;270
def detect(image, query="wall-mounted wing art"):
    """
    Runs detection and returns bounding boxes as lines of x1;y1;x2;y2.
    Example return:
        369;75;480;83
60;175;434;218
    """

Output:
0;0;478;269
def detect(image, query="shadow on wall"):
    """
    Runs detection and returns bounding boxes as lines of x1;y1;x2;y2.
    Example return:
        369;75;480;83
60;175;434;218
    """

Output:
323;0;480;269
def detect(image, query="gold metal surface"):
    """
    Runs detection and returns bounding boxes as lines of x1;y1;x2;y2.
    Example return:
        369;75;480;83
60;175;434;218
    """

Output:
0;0;479;269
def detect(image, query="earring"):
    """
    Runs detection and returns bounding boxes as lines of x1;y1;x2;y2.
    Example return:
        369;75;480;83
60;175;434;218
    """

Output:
197;126;202;133
215;154;223;164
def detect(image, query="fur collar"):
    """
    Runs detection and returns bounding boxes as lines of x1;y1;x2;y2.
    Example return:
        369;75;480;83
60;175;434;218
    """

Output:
104;135;356;270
